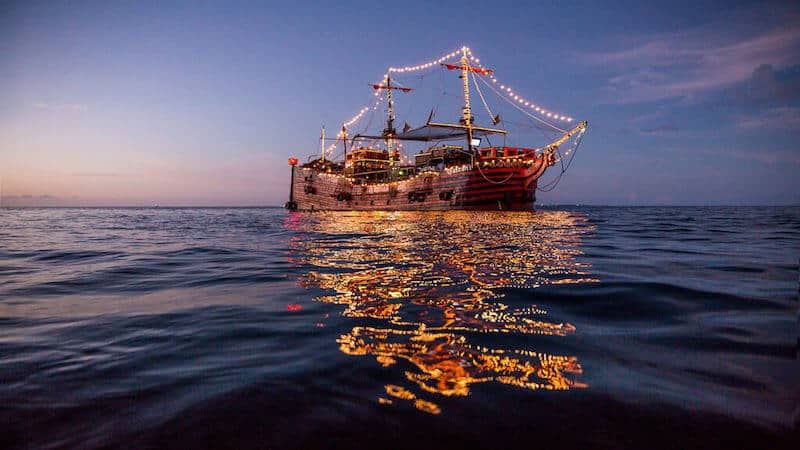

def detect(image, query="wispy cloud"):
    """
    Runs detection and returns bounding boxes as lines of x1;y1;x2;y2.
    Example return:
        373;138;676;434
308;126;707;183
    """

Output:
660;143;800;166
732;64;800;105
0;194;69;207
729;149;800;165
70;172;121;177
586;7;800;104
737;106;800;130
639;124;679;136
32;102;87;111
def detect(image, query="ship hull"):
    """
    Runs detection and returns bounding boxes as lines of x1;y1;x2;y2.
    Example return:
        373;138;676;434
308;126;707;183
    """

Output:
290;154;549;211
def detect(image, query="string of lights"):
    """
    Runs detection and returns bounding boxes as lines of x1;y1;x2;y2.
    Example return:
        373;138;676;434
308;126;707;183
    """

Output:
477;74;568;134
553;126;586;164
323;45;579;157
325;46;477;157
387;47;464;74
465;48;574;123
324;95;385;157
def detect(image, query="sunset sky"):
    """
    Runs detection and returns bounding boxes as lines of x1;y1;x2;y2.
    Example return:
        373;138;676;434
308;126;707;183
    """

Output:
1;0;798;206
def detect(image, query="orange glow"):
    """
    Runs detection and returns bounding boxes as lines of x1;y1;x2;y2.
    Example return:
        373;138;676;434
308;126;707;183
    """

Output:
288;211;596;414
414;399;441;415
288;157;299;166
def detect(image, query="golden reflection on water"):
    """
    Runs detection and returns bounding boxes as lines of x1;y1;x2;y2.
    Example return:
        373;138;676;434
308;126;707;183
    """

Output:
286;210;597;414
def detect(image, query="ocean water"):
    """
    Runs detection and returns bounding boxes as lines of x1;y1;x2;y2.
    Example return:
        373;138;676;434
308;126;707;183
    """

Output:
0;206;796;449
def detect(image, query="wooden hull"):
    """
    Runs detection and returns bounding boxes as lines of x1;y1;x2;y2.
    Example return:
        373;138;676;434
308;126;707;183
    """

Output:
289;154;550;211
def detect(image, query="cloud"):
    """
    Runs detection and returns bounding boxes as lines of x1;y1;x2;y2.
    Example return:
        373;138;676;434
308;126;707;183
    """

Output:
662;144;800;166
32;102;87;111
730;64;800;105
70;172;121;177
639;124;679;136
729;149;800;165
0;195;70;206
586;7;800;104
737;106;800;130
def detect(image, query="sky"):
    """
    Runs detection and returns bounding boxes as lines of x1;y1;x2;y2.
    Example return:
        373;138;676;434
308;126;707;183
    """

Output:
1;0;798;206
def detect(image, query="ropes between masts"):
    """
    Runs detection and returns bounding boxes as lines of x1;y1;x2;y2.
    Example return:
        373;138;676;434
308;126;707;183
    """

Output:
476;75;567;133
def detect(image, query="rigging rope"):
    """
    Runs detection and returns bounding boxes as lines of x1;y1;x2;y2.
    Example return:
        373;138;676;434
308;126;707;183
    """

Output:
537;127;586;192
477;76;567;133
471;70;495;120
475;161;516;184
553;126;586;164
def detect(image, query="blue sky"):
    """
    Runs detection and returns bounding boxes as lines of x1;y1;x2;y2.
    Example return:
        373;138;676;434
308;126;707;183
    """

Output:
1;0;798;206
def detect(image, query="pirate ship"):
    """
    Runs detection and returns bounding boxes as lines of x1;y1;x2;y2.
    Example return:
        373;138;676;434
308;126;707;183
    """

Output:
285;46;587;211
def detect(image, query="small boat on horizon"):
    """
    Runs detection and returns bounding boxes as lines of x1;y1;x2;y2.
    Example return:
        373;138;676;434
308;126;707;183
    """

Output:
286;46;587;211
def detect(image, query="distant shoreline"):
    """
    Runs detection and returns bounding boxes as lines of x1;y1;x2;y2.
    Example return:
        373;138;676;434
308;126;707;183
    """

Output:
1;204;799;209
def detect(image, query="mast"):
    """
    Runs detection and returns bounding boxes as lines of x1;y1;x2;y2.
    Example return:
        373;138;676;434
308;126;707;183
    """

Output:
341;125;348;162
459;47;474;152
369;78;411;169
320;126;325;162
547;120;588;150
385;74;395;160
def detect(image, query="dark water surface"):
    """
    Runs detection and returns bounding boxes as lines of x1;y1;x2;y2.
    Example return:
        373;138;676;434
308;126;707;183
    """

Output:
0;207;797;449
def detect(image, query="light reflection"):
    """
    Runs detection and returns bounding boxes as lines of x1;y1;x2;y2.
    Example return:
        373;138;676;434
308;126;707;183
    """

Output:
287;210;596;414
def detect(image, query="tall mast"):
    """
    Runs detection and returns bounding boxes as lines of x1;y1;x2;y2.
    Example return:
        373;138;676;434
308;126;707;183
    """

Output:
385;74;395;158
370;78;412;170
459;47;474;151
341;125;348;163
320;126;325;162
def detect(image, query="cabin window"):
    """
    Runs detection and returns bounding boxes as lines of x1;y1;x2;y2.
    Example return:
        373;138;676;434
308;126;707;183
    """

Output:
480;148;496;158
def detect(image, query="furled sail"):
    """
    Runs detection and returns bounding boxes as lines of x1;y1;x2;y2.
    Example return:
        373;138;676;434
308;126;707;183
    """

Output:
357;122;506;142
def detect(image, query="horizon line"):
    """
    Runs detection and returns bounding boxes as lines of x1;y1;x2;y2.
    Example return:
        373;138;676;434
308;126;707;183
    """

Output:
2;204;799;209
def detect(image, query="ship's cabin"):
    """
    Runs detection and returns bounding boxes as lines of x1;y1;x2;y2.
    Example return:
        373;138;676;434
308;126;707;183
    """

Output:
302;142;540;184
337;144;477;182
414;145;471;168
345;147;399;181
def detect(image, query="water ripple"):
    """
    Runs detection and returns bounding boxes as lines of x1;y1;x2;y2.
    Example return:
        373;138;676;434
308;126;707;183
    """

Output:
0;206;796;450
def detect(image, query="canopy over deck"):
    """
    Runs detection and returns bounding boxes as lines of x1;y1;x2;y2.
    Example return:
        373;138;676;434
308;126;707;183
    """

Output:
355;122;507;142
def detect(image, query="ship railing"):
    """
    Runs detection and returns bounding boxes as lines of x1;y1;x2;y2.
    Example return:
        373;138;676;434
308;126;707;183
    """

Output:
478;147;539;160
